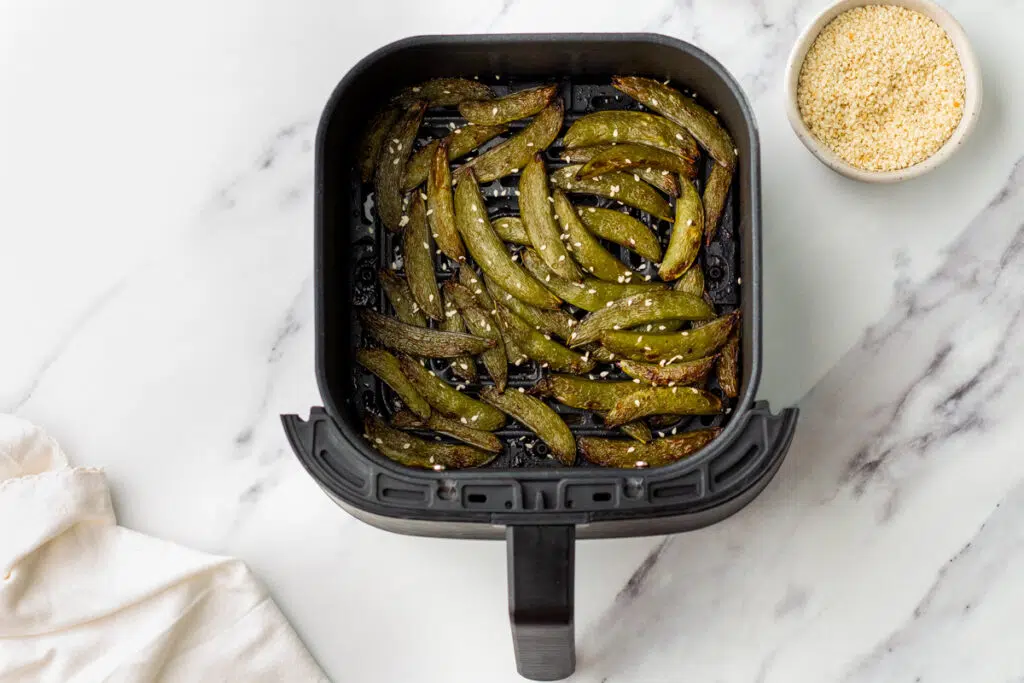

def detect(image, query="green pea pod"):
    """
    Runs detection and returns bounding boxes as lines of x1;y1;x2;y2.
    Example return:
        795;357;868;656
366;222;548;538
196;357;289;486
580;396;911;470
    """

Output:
716;332;740;398
531;374;645;411
554;190;634;283
612;76;736;171
456;267;495;310
493;216;532;245
454;171;562;309
440;297;478;383
364;415;495;469
458;101;564;183
577;143;697;181
521;248;665;313
391;410;503;453
356;349;432;419
484;274;576;341
577;206;663;262
618;356;716;386
703;163;732;246
598;310;740;362
560;146;680;197
479;386;576;465
358;107;399;183
402;194;443;320
570;290;715;347
674;262;705;297
493;304;595;374
459;84;559;125
375;101;427;232
444;281;508;392
619;421;653;443
579;429;720;468
563;110;699;161
521;154;581;280
393;78;494;107
403;124;508;191
426;139;466;263
398;355;506;430
550;165;672;223
659;176;704;281
359;309;494;358
467;271;532;365
379;269;427;327
604;386;723;426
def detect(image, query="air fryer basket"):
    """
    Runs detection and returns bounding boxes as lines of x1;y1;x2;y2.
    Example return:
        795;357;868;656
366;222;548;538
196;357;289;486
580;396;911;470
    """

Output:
284;33;798;681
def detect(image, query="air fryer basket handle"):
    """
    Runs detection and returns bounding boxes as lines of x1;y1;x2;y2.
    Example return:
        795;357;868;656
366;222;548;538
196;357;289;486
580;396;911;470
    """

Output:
506;525;576;681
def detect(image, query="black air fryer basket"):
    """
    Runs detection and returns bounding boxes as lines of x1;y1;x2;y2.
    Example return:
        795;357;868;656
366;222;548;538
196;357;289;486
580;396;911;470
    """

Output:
283;33;799;681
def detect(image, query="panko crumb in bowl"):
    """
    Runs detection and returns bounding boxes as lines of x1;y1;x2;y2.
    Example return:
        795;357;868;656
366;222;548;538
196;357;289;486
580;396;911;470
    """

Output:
785;0;982;182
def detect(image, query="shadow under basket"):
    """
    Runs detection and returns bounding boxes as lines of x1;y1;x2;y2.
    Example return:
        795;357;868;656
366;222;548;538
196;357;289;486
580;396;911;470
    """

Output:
283;33;798;681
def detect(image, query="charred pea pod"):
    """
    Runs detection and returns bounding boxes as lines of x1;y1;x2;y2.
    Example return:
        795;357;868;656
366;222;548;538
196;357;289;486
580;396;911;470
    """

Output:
716;332;740;399
570;291;715;347
459;84;559;125
375;101;427;232
454;171;562;309
604;386;723;426
484;274;576;341
402;194;444;320
550;165;672;223
398;355;506;430
358;107;400;183
444;281;508;392
379;269;427;327
576;206;663;262
553;190;634;283
520;154;581;281
560;146;681;197
457;100;564;183
402;123;508;191
521;248;665;313
659;176;704;281
441;295;478;383
531;374;646;412
579;429;720;468
493;216;532;245
703;163;733;246
493;304;595;374
674;262;705;297
479;386;576;466
359;309;494;358
576;143;697;181
612;76;736;170
618;356;716;386
618;421;653;443
597;310;740;363
393;78;494;107
426;139;466;262
356;348;432;419
364;414;495;469
391;410;503;453
562;110;699;161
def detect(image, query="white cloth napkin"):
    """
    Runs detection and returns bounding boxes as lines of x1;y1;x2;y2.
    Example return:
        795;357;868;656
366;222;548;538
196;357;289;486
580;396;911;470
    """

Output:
0;415;329;682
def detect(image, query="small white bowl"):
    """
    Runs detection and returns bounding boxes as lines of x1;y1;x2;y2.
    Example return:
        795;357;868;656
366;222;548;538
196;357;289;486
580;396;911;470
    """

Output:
784;0;982;183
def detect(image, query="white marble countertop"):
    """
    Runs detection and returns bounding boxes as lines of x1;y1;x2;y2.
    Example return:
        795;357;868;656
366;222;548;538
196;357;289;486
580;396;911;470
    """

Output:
4;0;1024;680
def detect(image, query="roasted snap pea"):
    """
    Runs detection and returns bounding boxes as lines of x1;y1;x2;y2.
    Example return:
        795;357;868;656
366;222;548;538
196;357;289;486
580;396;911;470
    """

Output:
359;309;494;357
570;291;715;347
604;386;723;426
403;124;508;191
521;248;666;312
531;374;646;411
457;267;495;310
479;386;576;465
619;421;653;443
375;101;427;232
380;269;427;327
356;348;432;419
358;107;400;183
560;146;681;197
458;101;564;183
716;332;740;398
398;355;506;430
612;76;736;170
521;154;581;281
454;171;562;309
493;216;532;245
618;356;716;386
484;274;576;341
554;190;634;283
365;415;495;469
659;176;704;281
579;429;720;468
563;110;699;161
459;84;559;125
494;304;595;374
444;281;508;392
550;165;672;223
441;298;478;383
393;78;494;107
577;143;697;181
426;139;466;262
674;262;705;297
703;163;732;246
597;310;740;362
402;194;443;320
577;206;663;262
391;410;503;453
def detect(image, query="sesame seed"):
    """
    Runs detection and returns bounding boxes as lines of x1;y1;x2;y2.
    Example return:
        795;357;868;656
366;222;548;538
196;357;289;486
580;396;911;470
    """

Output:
518;387;525;393
627;446;636;453
399;215;410;227
635;460;648;468
634;399;641;407
492;106;499;115
403;443;411;449
675;133;684;140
